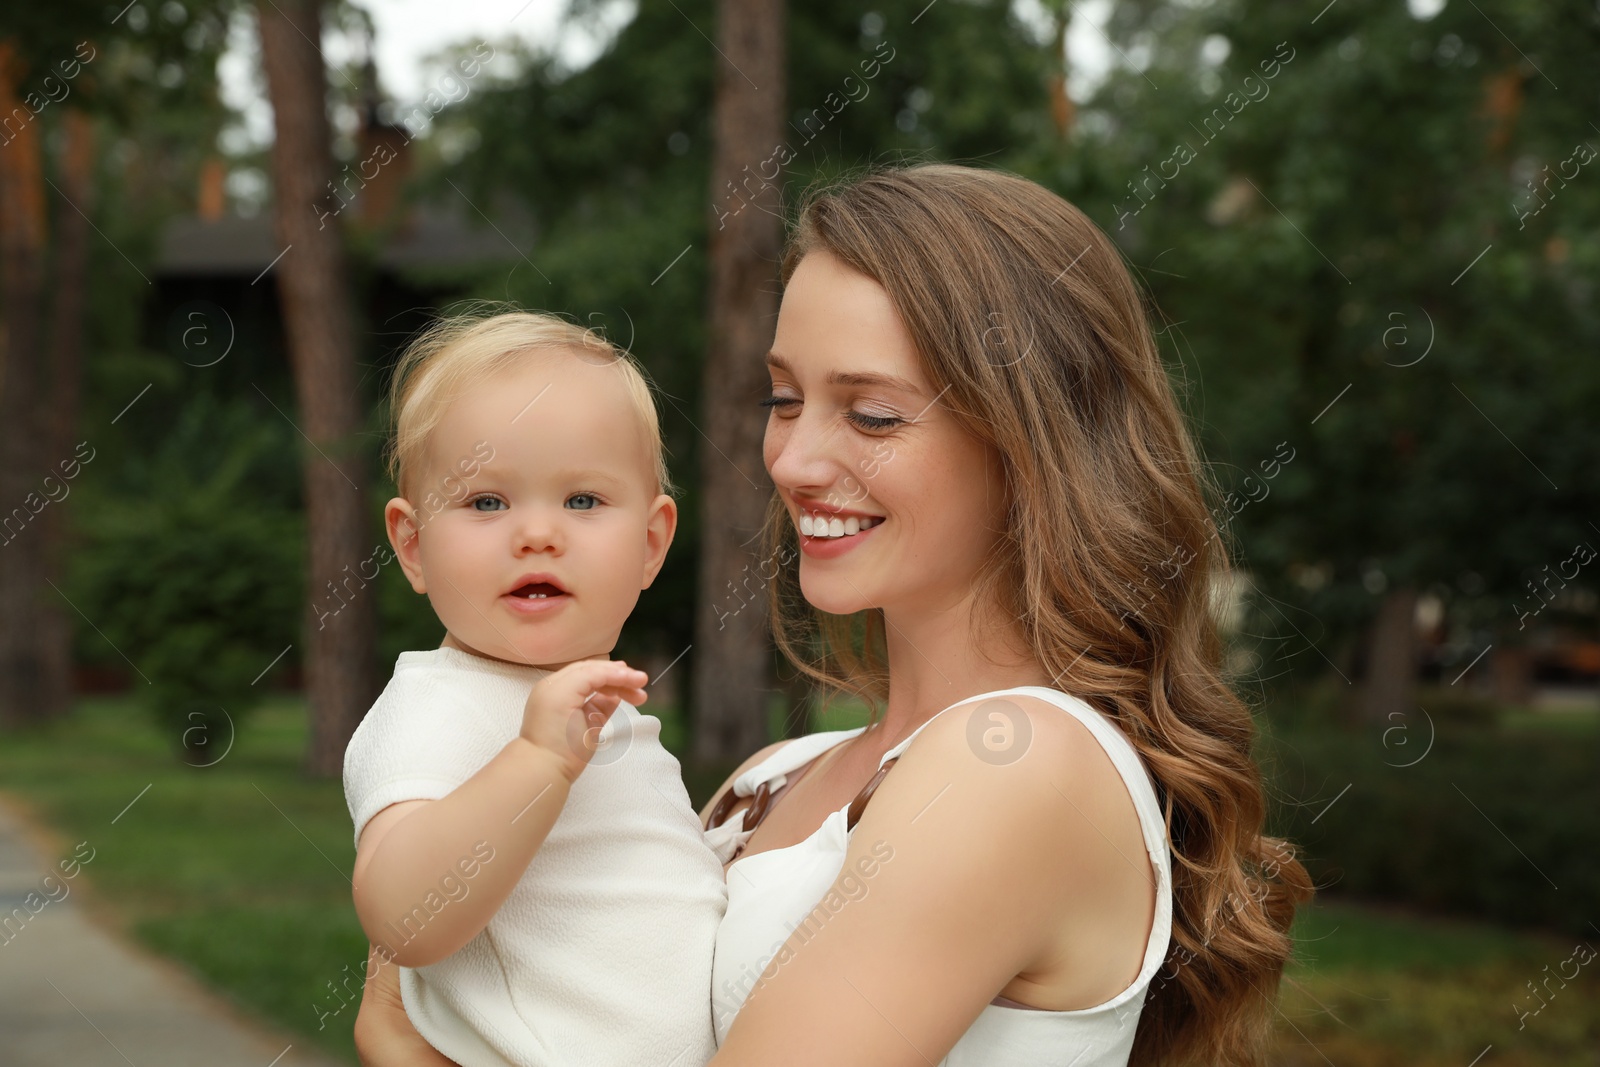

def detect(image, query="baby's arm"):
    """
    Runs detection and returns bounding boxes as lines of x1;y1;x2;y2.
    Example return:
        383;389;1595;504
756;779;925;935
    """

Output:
351;658;649;968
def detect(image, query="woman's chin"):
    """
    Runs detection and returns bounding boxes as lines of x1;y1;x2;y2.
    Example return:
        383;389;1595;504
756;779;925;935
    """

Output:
797;573;879;617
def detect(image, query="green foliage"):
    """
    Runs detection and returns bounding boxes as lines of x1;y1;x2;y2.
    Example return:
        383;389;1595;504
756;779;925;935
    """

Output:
1263;713;1600;937
2;0;235;205
1028;0;1600;678
403;0;1600;690
71;392;303;760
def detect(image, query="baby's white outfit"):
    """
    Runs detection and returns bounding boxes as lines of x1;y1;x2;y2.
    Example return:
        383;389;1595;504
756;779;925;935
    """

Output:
343;647;727;1067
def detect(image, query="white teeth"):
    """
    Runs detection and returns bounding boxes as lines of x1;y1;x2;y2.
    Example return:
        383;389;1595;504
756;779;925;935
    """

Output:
798;512;884;538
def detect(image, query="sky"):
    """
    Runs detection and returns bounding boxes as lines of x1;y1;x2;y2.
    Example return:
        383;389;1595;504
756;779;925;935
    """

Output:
218;0;625;150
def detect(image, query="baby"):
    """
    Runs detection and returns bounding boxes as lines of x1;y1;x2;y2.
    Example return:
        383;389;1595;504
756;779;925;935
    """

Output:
343;311;726;1066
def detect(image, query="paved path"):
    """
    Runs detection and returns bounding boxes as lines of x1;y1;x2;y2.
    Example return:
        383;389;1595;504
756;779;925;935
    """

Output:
0;794;348;1067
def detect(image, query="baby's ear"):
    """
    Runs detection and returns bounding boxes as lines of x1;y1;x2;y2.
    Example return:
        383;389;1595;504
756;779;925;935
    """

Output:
384;498;428;594
641;493;678;588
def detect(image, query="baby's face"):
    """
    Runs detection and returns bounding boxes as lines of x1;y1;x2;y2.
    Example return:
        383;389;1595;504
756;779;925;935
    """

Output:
385;351;675;670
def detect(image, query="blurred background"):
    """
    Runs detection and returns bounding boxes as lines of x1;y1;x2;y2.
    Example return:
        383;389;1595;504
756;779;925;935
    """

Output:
0;0;1596;1063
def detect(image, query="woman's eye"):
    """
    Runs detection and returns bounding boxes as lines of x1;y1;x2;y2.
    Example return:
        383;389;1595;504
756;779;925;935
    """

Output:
469;494;507;512
567;493;599;511
847;411;902;431
762;395;900;431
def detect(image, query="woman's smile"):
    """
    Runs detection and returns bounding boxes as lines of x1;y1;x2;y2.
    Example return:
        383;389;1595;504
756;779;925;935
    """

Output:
794;497;887;552
795;508;887;558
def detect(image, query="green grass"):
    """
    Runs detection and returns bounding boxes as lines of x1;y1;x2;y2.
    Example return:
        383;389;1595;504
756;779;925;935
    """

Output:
0;695;368;1063
1500;703;1600;736
1276;900;1600;1066
3;694;1597;1065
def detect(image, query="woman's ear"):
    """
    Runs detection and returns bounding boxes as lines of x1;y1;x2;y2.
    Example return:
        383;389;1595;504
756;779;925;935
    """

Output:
641;494;678;589
384;498;428;594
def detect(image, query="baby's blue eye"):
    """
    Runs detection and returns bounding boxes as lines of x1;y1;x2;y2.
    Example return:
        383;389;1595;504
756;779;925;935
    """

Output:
470;495;507;512
567;493;599;511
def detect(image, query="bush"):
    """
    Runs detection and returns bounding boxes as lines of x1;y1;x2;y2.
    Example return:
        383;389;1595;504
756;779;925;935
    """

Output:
1262;717;1600;937
73;398;303;763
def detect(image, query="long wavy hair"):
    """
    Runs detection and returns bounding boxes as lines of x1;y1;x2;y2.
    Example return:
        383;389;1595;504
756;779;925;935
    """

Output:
760;163;1313;1067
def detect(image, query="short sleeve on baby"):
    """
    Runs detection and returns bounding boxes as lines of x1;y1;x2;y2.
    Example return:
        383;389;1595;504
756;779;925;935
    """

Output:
342;649;537;851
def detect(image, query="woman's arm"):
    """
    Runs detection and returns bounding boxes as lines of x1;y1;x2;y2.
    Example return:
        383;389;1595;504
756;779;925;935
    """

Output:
353;943;459;1067
710;697;1153;1067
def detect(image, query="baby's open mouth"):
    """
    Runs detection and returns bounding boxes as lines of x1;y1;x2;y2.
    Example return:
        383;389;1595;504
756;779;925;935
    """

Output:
509;582;567;599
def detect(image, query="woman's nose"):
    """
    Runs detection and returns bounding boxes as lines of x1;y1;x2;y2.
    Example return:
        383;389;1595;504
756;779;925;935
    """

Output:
765;408;843;493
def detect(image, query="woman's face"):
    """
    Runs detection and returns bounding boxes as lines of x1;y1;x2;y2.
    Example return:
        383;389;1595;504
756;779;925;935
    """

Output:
763;250;1010;620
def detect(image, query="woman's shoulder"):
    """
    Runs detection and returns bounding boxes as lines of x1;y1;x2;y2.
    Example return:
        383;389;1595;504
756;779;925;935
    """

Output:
892;689;1123;782
825;694;1163;1021
869;690;1155;860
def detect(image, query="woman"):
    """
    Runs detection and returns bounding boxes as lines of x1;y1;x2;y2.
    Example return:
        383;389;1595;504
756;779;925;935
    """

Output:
356;163;1312;1066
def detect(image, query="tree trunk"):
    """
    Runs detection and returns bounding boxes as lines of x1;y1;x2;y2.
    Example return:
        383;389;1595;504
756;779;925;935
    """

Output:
1358;585;1419;722
0;41;53;728
1047;1;1075;137
1481;65;1524;159
1490;644;1534;707
690;0;786;767
258;0;380;776
37;107;96;722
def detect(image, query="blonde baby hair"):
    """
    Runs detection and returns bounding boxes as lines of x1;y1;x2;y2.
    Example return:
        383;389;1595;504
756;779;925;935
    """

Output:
384;304;675;503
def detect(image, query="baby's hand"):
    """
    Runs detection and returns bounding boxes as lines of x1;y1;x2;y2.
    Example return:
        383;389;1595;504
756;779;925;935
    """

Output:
519;659;649;783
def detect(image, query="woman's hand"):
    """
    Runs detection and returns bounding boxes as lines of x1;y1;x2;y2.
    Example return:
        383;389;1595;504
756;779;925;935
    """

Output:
353;943;459;1067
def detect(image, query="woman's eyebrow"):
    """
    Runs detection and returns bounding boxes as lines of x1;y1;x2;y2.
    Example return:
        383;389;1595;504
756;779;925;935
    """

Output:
828;370;924;395
765;351;924;396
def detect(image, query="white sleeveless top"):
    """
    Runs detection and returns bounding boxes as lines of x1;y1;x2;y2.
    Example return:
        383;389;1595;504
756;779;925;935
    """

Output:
703;686;1173;1066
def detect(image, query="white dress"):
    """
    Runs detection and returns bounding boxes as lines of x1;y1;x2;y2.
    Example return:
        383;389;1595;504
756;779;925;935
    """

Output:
703;686;1173;1066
